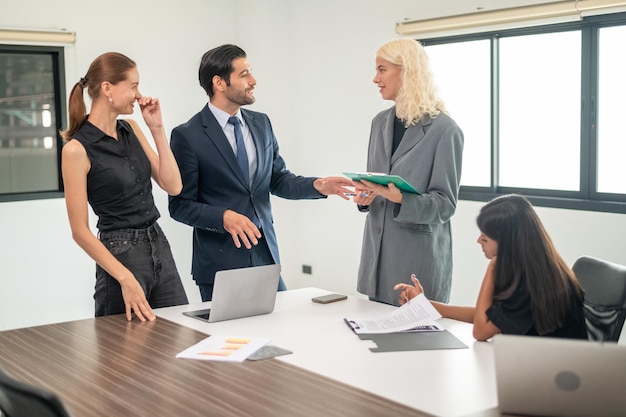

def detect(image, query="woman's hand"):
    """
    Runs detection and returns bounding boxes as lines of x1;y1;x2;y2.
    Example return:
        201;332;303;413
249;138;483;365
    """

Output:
352;181;376;205
393;274;423;305
137;96;163;129
119;274;156;322
358;179;403;204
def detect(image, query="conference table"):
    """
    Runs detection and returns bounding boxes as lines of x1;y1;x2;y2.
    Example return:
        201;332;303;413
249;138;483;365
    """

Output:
0;288;505;417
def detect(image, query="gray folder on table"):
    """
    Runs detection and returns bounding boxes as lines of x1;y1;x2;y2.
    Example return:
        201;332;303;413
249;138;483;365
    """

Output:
357;330;467;352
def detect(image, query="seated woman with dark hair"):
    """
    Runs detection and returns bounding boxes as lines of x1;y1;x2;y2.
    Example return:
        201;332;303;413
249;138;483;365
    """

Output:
394;194;588;341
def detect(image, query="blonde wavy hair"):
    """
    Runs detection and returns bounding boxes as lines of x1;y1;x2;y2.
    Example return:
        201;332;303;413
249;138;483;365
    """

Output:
376;39;447;126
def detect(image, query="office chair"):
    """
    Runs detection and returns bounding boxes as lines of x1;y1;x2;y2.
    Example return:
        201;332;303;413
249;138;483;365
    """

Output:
0;367;73;417
572;256;626;342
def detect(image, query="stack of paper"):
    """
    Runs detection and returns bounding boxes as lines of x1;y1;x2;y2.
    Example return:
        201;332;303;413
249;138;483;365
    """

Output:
344;294;442;334
176;335;271;362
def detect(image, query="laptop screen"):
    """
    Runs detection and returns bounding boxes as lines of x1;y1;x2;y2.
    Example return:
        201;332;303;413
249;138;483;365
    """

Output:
183;264;281;323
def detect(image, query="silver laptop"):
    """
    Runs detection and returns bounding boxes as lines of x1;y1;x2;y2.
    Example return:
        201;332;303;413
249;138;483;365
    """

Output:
493;334;626;417
183;264;281;323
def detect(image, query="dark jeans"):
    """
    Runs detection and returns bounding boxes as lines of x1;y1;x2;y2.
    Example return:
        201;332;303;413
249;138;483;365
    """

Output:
198;234;286;302
95;222;189;317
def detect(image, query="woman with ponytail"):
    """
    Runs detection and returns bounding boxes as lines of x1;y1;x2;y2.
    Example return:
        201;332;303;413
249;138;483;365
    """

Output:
61;52;188;321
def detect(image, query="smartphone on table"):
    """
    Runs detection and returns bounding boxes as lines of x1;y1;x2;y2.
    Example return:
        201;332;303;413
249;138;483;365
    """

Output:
311;293;347;304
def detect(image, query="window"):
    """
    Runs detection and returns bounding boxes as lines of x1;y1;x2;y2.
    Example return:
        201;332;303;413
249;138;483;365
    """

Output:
427;40;491;187
423;12;626;213
0;45;66;201
597;25;626;194
498;31;581;191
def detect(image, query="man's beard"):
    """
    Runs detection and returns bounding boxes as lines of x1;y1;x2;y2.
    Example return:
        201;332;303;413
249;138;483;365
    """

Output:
226;88;255;106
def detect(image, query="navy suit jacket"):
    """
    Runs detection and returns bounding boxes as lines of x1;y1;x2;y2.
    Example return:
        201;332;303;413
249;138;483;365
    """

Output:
169;105;324;284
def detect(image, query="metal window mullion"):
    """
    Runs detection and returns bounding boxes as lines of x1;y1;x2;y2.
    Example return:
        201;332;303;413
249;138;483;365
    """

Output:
491;35;500;193
580;23;597;200
53;50;67;193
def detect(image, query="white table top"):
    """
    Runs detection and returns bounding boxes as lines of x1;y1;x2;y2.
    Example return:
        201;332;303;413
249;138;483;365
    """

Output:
156;287;498;417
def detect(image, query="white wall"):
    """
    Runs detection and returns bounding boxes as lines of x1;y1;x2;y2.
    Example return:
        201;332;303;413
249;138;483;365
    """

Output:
0;0;234;329
2;0;626;330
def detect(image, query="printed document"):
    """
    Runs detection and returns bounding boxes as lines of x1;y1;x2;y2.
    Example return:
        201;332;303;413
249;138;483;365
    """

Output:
345;293;442;334
176;334;271;362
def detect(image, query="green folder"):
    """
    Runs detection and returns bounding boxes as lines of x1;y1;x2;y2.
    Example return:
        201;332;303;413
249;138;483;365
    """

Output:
343;172;420;194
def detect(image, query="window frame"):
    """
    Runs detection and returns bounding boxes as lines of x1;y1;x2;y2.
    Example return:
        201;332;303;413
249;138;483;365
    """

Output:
422;12;626;214
0;44;67;202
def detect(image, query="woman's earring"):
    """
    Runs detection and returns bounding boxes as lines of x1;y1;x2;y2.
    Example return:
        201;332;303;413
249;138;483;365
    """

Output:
108;96;113;103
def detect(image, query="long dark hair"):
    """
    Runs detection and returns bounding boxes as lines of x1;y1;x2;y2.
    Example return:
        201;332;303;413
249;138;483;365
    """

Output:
60;52;136;141
476;194;584;335
198;44;246;97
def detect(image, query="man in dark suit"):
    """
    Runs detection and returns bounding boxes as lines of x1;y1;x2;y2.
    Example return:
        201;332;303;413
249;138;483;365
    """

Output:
169;44;353;301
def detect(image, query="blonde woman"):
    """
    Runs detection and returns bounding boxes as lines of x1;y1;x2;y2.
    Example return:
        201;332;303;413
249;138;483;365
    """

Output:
353;39;464;306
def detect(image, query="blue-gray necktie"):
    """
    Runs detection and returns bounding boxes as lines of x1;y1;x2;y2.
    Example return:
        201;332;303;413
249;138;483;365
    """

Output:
228;116;260;228
228;116;249;184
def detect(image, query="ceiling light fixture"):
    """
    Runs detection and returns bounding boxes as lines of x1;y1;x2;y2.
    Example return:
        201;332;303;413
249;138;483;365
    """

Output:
396;0;626;38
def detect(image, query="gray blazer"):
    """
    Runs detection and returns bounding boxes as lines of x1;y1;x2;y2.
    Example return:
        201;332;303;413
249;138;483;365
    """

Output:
357;107;464;305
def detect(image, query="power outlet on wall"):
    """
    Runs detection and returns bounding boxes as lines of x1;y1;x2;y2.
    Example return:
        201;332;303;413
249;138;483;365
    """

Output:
302;265;312;274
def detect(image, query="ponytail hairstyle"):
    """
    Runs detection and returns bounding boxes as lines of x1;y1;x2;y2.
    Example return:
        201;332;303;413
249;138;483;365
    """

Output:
476;194;585;335
60;52;136;141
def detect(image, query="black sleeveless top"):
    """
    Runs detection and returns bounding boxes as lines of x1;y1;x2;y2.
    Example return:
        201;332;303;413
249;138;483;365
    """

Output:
72;119;159;231
486;275;588;339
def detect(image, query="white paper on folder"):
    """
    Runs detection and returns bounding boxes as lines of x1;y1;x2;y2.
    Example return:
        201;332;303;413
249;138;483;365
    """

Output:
344;293;442;334
176;334;271;362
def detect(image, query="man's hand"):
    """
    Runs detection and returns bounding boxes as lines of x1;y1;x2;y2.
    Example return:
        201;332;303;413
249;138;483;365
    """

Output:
223;209;261;249
313;176;355;200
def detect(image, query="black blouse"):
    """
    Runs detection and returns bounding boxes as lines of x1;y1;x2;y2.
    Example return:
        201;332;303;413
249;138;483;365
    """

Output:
392;116;407;155
72;119;159;231
486;275;588;340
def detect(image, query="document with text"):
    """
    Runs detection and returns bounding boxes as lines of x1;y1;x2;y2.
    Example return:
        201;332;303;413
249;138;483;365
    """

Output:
344;293;443;334
176;334;271;362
